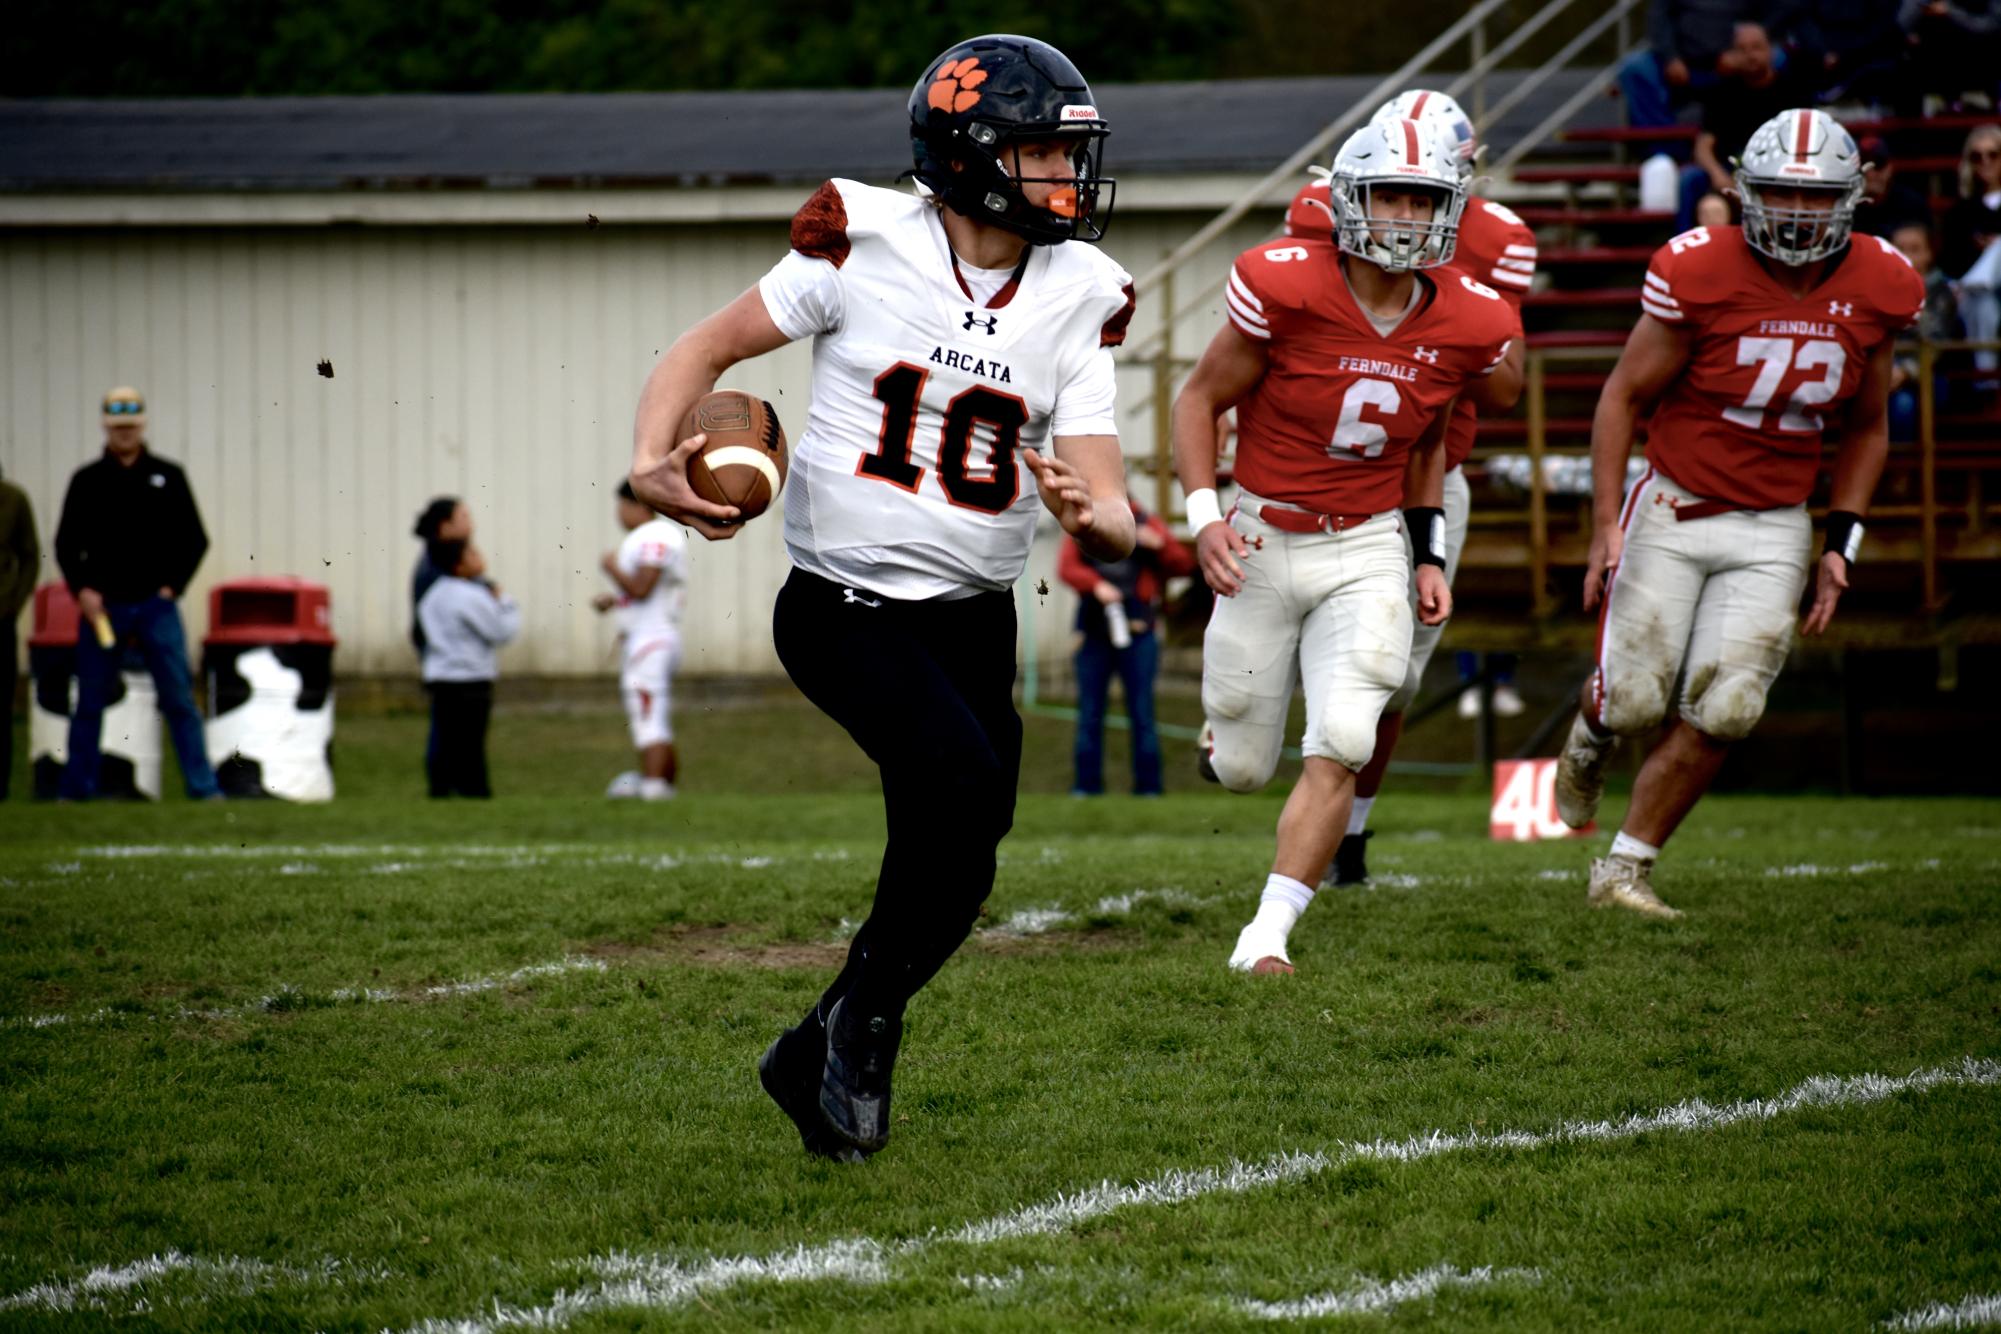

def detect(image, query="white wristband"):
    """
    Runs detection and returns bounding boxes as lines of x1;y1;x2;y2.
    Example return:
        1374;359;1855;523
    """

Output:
1185;487;1224;533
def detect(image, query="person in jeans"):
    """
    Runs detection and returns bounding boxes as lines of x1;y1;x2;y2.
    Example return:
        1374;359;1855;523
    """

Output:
416;538;519;798
1057;501;1192;796
52;387;221;801
0;466;38;800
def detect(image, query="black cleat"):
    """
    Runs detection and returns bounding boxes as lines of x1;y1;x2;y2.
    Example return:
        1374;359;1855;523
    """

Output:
819;998;901;1156
759;1012;862;1162
1323;829;1373;888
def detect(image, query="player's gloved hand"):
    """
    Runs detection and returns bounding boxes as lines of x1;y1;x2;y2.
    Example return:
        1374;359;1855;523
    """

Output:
1022;448;1095;537
1800;551;1848;637
1196;520;1251;598
630;432;742;541
1415;564;1453;626
1582;525;1624;612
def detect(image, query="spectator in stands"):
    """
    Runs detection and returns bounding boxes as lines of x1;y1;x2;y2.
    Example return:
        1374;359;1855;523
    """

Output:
53;387;222;802
1058;500;1193;797
0;465;37;801
1621;0;1805;139
1899;0;2000;114
1944;124;2001;379
1796;0;1908;106
1852;136;1935;235
1887;220;1965;435
1678;23;1812;229
416;538;519;798
1694;190;1735;227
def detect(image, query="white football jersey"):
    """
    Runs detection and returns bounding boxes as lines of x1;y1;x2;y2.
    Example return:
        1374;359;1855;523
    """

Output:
614;517;688;644
758;179;1135;599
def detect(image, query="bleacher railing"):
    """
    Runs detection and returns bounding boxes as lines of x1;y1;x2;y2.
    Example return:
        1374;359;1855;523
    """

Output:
1119;0;1646;521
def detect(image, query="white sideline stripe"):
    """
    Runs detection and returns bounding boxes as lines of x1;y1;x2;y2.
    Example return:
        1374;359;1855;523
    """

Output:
0;1252;380;1314
700;446;782;496
1239;1263;1540;1320
1765;862;1890;878
66;843;853;866
6;957;607;1030
1882;1292;2001;1330
398;1056;2000;1332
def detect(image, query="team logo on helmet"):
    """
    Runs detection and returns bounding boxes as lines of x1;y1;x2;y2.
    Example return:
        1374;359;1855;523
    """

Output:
928;57;987;113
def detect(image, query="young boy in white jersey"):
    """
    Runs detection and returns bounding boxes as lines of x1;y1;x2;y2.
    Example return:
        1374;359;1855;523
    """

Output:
593;480;689;801
627;35;1137;1162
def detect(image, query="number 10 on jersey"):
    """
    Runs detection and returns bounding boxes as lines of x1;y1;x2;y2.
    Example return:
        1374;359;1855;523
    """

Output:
860;363;1030;515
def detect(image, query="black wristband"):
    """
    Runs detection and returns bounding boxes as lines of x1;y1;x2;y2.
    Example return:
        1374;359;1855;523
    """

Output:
1407;506;1448;570
1824;511;1864;569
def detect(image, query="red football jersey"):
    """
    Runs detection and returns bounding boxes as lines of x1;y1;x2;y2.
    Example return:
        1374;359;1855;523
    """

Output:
1227;237;1519;515
1283;184;1532;472
1641;225;1924;508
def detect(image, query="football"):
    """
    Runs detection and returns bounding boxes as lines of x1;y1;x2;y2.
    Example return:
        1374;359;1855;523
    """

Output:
683;389;788;522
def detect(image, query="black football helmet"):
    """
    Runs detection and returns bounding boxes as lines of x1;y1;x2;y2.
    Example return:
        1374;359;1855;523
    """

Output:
908;34;1115;245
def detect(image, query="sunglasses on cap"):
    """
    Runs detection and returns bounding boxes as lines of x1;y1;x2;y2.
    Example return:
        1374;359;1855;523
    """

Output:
104;400;144;415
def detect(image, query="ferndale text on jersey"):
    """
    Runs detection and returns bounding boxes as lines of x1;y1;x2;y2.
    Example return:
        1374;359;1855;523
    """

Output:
929;346;1013;383
1757;319;1840;338
1335;355;1420;383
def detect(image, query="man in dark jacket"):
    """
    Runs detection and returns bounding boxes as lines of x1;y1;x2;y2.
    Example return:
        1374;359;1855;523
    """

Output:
52;387;220;801
0;465;38;800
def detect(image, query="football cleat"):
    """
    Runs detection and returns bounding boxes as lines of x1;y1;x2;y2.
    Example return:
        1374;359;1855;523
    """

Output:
1555;714;1614;829
758;1010;862;1162
605;770;644;799
1587;853;1683;920
1322;829;1372;888
1227;921;1294;974
819;998;902;1156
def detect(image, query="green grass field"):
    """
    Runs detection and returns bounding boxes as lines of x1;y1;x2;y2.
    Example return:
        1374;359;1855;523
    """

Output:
2;701;1998;1331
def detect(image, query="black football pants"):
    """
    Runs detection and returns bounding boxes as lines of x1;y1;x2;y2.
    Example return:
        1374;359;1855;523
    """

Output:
773;568;1022;1022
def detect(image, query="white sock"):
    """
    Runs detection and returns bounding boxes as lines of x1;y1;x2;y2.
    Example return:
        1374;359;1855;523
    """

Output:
640;778;673;800
1610;830;1660;863
1250;873;1315;938
1346;797;1375;838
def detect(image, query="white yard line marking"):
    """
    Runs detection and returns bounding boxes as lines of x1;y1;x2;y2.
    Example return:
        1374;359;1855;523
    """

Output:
1882;1293;2001;1330
1238;1263;1540;1320
0;1252;382;1315
399;1055;2001;1333
985;890;1219;937
6;958;608;1030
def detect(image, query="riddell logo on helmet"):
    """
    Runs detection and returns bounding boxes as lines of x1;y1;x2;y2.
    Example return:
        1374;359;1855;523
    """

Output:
1778;162;1822;177
928;58;987;113
1060;105;1099;121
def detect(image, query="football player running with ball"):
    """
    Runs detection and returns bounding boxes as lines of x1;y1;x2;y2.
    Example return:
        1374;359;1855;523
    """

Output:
1173;117;1523;975
1554;109;1923;919
628;34;1137;1161
1278;89;1536;888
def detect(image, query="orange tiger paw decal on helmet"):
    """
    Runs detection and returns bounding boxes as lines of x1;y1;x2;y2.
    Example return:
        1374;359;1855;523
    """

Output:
927;57;988;113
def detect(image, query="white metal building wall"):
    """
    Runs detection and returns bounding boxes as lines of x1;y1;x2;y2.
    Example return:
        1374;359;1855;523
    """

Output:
0;204;1278;676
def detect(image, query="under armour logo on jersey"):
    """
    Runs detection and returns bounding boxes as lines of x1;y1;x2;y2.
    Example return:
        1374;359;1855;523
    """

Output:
1829;300;1854;316
963;311;999;335
1413;347;1440;364
841;588;883;608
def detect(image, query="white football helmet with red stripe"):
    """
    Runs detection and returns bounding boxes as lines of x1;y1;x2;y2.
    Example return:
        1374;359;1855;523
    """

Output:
1372;88;1477;182
1330;117;1467;272
1735;107;1864;266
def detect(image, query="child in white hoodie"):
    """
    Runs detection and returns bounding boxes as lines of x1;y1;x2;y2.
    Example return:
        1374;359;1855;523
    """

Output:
416;539;519;797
